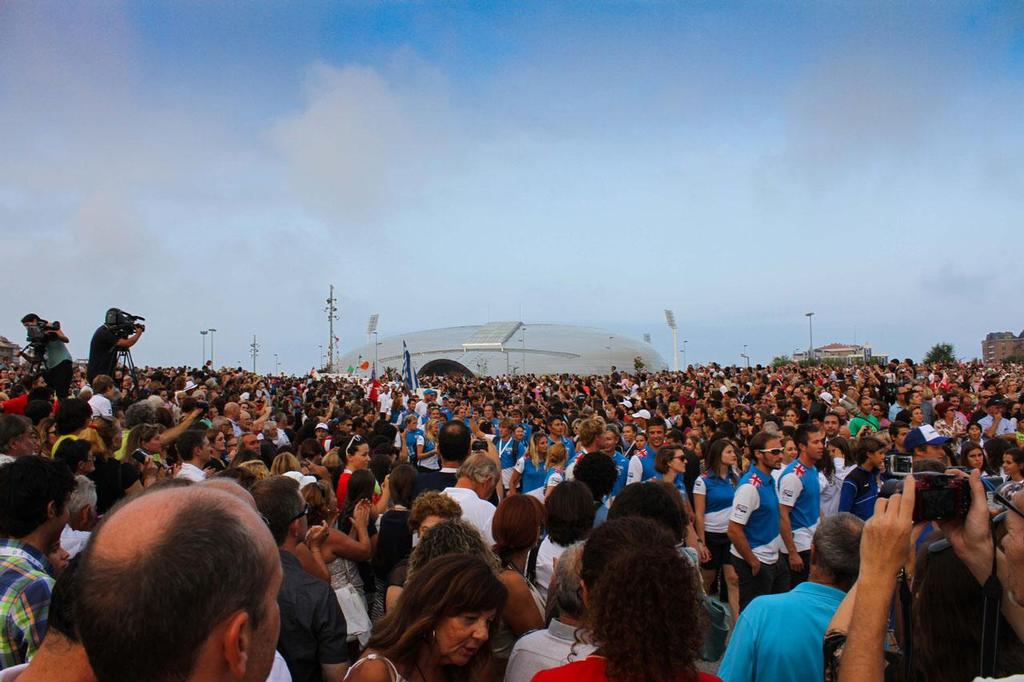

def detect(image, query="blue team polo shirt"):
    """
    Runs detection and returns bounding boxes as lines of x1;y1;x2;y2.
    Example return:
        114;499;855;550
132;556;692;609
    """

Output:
730;467;781;561
520;458;548;494
777;459;821;552
404;428;424;463
549;436;577;465
719;581;846;682
611;451;628;497
495;437;520;470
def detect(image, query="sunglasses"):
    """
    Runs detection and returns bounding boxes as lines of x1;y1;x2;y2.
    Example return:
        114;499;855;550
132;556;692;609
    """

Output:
289;504;311;523
758;447;784;455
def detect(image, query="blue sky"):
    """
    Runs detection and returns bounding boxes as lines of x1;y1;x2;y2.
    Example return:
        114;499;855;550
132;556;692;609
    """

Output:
2;2;1022;372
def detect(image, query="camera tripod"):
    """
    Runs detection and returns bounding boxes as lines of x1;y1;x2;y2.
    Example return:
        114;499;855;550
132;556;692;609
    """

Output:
116;348;140;398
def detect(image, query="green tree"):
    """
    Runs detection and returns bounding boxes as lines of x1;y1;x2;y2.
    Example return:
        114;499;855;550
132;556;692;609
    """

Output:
771;355;791;368
923;342;956;364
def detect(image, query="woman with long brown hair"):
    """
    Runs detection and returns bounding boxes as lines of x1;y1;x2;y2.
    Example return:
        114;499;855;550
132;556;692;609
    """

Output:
345;554;508;682
489;495;546;676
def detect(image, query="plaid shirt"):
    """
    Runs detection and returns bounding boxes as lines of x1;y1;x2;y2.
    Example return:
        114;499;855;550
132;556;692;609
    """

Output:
0;539;54;670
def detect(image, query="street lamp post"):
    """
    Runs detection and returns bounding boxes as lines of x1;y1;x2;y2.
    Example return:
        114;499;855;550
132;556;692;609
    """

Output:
742;344;750;368
318;345;324;369
805;312;815;362
200;330;208;366
274;353;280;375
682;340;687;369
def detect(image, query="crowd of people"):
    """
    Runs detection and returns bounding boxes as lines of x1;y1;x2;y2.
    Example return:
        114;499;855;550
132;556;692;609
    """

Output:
1;336;1023;681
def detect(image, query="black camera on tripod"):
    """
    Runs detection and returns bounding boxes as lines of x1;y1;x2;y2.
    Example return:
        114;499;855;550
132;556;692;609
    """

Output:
21;314;62;364
105;308;146;339
26;319;61;345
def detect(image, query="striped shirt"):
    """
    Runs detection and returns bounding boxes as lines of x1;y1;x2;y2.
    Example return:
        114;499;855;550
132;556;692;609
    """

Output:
0;540;54;669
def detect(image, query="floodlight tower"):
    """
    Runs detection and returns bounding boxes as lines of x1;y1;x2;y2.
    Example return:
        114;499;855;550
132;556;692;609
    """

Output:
367;314;380;376
805;312;815;361
249;335;260;373
664;309;679;372
325;285;339;373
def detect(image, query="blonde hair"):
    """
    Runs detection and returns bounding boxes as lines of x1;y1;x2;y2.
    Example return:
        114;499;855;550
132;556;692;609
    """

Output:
528;432;546;468
302;480;338;527
577;418;606;449
270;452;301;476
545;441;568;469
424;418;439;445
237;459;270;482
322;450;342;471
78;428;111;459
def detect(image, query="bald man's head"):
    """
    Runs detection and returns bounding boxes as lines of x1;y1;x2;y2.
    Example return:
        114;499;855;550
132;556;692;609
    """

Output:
201;477;257;509
76;487;280;682
223;402;241;420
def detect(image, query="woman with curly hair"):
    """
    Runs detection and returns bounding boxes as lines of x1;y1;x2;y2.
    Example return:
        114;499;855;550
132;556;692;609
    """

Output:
535;517;719;682
385;518;498;613
346;554;508;682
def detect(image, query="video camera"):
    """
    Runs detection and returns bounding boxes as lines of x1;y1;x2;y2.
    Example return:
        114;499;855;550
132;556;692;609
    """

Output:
25;319;61;346
105;308;146;340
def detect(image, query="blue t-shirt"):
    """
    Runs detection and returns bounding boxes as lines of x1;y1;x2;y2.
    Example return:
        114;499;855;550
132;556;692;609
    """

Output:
719;582;846;682
693;472;738;534
404;429;424;463
495;437;520;470
549;436;577;465
611;451;629;497
838;466;879;521
519;457;548;494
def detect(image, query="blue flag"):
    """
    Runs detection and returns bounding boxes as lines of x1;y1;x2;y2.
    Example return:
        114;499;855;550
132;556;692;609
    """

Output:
402;341;419;391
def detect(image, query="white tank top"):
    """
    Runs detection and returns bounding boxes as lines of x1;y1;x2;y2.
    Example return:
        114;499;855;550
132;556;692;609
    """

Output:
344;653;410;682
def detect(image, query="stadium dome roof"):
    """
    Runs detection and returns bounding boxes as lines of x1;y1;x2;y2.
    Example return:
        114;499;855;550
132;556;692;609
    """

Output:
337;322;667;377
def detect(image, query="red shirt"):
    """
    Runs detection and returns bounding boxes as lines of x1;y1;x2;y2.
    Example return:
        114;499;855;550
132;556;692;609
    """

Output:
1;394;28;415
336;470;382;512
335;470;353;511
532;657;721;682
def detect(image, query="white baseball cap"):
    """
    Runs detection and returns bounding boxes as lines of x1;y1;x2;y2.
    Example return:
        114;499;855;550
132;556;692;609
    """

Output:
631;409;652;420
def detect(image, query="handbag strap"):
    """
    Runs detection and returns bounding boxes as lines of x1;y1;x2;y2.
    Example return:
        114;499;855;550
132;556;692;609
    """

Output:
898;569;913;682
526;543;540;586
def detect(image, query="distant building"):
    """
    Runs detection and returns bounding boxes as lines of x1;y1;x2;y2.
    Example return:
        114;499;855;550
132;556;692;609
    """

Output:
793;342;886;365
338;322;667;378
982;331;1024;364
0;336;19;367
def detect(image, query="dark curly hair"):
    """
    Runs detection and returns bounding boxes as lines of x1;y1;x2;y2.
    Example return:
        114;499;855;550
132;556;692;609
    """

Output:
589;542;703;682
571;452;618;502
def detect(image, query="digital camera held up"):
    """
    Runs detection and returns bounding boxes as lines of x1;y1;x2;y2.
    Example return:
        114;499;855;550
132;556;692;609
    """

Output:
105;308;146;339
880;471;970;523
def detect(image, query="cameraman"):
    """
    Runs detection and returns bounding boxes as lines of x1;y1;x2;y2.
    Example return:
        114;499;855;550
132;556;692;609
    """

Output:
86;314;143;384
20;314;73;398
